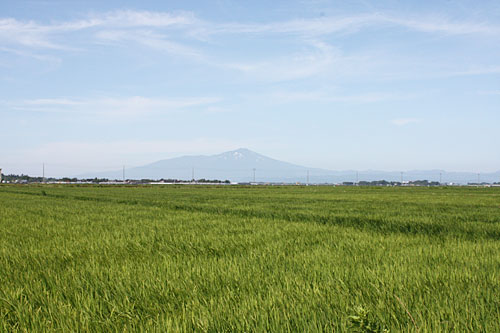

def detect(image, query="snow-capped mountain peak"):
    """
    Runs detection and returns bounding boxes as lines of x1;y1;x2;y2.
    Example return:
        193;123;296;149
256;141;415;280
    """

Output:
217;148;257;160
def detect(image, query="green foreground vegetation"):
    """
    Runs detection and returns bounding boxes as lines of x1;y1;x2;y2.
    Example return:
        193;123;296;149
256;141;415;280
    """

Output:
0;185;499;331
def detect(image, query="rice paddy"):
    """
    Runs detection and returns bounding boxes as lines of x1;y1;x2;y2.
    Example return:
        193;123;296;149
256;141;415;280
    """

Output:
0;185;499;331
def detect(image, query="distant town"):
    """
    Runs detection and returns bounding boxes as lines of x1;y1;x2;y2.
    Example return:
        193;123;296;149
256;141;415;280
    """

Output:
1;173;498;187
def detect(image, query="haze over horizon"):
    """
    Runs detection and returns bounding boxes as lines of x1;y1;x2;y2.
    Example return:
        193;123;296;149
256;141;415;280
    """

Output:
76;148;500;184
1;0;499;177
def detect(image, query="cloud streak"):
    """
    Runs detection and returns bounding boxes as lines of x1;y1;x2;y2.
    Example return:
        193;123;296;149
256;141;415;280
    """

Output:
391;118;421;126
195;13;500;37
223;40;339;81
5;96;220;117
2;10;499;50
0;10;197;50
478;90;500;95
95;29;203;59
2;9;499;81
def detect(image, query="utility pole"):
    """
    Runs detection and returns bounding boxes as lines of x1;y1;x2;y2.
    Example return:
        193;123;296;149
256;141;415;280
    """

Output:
0;168;2;183
192;167;195;182
252;168;256;183
307;170;309;185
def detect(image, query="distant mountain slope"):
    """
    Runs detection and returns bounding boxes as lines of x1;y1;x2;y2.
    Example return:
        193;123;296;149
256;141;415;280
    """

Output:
78;148;329;182
78;148;500;184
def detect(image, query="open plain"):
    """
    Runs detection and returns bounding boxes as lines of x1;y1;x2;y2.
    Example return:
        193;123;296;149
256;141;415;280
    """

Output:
1;185;499;331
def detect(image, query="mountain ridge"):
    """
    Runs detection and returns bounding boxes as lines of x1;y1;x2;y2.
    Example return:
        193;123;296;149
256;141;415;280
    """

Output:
77;148;500;184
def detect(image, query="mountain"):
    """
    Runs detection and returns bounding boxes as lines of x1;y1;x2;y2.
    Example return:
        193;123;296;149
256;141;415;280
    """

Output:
78;148;330;182
78;148;500;184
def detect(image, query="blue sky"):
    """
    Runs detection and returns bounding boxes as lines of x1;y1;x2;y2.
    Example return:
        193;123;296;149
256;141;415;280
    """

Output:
1;0;499;177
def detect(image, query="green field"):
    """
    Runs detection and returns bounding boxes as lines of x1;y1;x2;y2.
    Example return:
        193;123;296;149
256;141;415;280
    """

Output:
1;185;499;331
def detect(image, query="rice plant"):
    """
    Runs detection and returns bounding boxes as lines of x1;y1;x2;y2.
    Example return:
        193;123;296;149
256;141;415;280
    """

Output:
0;185;499;331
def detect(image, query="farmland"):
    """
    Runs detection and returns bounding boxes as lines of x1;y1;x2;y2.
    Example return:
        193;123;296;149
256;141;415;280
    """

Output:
0;185;499;331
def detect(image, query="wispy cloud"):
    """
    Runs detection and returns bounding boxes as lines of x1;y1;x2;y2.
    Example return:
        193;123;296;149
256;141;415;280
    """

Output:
203;106;232;114
23;98;82;106
0;46;62;64
223;40;338;81
0;10;197;51
478;90;500;95
450;66;500;77
2;10;499;51
210;14;381;36
391;118;421;126
1;9;499;84
0;18;65;49
260;88;415;104
386;16;500;36
6;96;220;117
95;29;203;59
89;9;197;28
208;13;500;37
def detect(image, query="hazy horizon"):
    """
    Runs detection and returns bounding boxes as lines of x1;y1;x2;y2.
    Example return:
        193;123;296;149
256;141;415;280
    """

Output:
1;1;499;176
4;148;498;183
2;147;500;179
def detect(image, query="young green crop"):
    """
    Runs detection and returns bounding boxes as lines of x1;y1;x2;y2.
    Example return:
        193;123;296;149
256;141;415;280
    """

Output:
0;185;499;331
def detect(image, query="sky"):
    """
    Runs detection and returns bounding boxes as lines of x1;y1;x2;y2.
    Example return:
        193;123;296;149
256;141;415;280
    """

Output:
1;0;499;177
